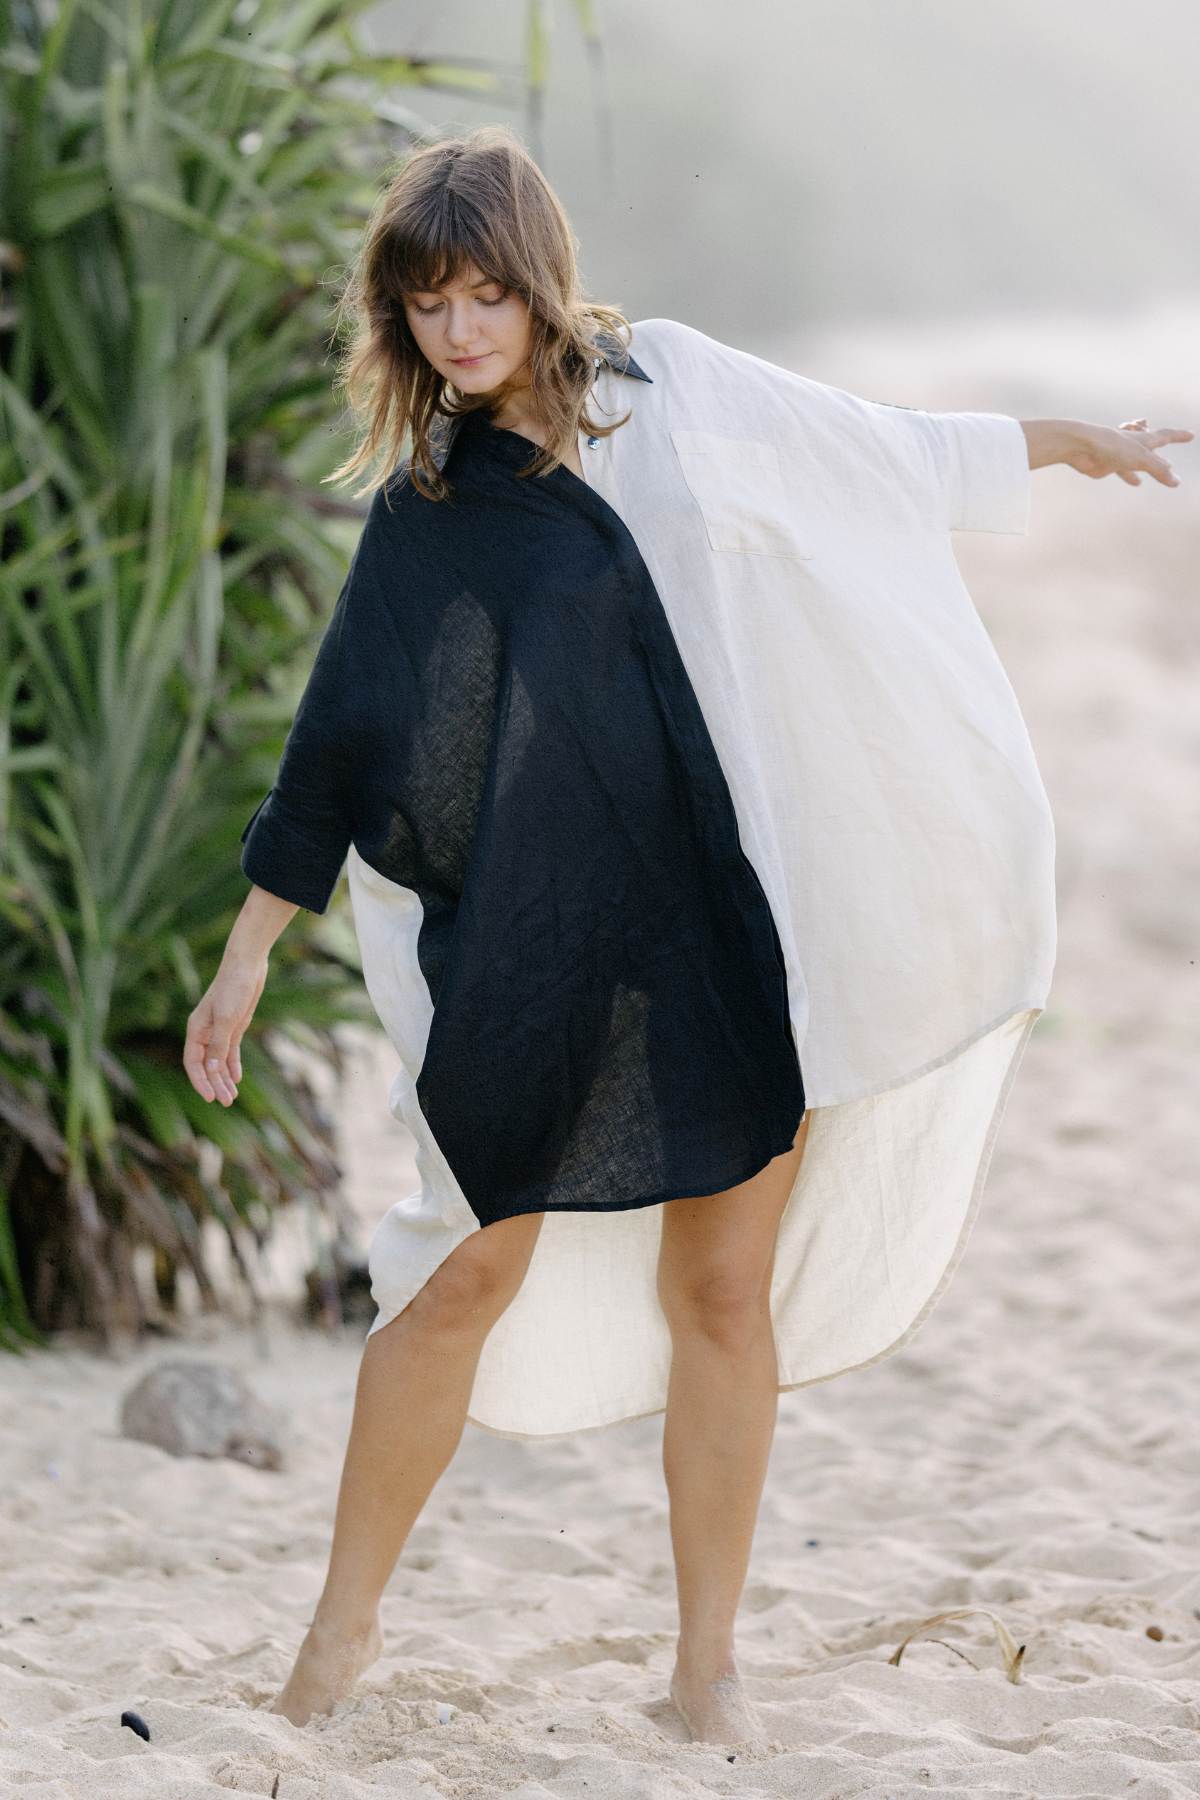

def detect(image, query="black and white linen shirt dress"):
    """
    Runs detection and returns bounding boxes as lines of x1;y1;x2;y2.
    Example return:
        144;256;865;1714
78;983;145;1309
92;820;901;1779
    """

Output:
241;317;1057;1439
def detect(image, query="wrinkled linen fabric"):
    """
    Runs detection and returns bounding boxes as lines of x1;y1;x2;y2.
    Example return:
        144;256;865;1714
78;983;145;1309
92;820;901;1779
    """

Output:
242;316;1057;1438
245;364;805;1226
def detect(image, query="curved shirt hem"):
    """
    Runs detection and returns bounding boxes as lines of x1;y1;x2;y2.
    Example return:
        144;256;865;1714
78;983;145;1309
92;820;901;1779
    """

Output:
798;995;1050;1111
467;1115;805;1230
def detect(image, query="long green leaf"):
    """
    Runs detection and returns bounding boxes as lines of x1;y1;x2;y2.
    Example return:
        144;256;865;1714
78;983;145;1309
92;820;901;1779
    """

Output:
1;0;594;1342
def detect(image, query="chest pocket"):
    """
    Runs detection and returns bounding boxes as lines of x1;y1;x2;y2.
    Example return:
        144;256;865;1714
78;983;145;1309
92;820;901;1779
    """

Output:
669;427;814;560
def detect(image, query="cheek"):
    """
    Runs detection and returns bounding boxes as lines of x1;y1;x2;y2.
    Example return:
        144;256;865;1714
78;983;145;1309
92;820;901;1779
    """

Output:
497;303;531;356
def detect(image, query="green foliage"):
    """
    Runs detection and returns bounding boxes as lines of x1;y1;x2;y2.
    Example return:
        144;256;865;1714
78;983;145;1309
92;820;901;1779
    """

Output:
0;0;510;1342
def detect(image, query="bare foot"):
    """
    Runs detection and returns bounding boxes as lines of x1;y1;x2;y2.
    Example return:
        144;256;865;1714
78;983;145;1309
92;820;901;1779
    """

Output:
669;1657;766;1745
268;1613;384;1726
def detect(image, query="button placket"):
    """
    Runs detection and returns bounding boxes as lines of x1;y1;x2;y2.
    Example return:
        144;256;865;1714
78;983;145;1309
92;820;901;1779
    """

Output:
587;356;601;449
577;358;631;524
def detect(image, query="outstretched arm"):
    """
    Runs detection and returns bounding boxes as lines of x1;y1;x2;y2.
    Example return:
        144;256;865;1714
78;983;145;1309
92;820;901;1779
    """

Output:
1019;417;1193;486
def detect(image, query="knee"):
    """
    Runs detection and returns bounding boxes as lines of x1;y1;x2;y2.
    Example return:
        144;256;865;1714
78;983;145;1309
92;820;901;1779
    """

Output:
657;1263;772;1353
412;1219;540;1334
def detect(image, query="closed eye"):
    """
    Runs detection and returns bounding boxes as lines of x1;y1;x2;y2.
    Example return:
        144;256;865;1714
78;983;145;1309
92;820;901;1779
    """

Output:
413;295;507;316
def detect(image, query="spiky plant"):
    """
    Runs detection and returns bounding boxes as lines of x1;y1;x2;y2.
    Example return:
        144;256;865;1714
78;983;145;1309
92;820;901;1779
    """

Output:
0;0;523;1344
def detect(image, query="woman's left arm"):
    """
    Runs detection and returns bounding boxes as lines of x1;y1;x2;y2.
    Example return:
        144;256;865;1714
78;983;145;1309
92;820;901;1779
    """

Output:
1020;417;1194;486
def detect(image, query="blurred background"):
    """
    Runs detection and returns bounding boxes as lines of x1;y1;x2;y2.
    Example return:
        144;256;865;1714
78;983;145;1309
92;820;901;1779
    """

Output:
375;1;1200;343
2;5;1198;1787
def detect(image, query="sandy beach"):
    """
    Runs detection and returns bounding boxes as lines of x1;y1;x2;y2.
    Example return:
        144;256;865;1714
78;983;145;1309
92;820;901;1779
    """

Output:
1;316;1197;1797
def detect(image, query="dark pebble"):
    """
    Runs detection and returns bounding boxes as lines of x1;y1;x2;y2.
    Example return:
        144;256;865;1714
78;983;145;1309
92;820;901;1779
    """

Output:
120;1709;150;1741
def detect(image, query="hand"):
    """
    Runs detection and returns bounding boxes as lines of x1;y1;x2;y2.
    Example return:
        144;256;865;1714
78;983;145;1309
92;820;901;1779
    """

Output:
183;954;268;1106
1065;418;1194;487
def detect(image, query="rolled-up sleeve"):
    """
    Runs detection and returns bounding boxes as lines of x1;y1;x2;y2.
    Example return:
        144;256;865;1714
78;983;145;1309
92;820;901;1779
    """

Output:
239;624;354;913
868;402;1031;536
240;488;391;914
931;410;1031;535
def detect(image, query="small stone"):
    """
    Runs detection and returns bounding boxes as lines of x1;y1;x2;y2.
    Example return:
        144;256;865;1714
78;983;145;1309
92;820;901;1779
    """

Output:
120;1709;150;1741
436;1701;453;1723
120;1358;287;1469
1146;1624;1164;1640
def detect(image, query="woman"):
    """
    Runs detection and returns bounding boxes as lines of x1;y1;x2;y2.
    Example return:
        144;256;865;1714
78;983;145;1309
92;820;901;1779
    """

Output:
182;125;1190;1742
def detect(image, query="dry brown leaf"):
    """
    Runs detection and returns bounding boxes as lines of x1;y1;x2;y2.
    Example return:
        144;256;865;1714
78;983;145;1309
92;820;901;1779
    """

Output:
888;1607;1026;1682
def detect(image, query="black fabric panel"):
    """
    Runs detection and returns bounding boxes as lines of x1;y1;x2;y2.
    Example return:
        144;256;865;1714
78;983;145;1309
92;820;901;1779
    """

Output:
240;381;804;1222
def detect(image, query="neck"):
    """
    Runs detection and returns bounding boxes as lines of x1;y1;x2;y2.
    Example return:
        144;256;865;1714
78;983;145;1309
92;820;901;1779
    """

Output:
488;382;544;440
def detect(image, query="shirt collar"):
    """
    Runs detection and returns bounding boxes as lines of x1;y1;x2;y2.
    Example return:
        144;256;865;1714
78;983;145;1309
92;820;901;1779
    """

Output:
591;332;653;384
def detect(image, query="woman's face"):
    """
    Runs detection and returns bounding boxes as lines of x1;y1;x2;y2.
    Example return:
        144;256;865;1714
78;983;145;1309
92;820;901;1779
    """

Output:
402;261;532;393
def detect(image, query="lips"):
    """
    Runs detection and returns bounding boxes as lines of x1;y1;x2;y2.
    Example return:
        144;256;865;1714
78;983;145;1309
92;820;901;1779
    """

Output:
451;354;491;367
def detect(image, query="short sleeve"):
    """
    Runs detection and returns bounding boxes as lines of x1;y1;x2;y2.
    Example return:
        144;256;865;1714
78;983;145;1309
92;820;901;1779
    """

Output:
867;402;1031;536
239;486;393;914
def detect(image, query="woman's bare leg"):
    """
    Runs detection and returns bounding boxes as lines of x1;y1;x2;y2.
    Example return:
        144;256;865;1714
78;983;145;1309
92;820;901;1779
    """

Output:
655;1114;811;1743
270;1210;544;1725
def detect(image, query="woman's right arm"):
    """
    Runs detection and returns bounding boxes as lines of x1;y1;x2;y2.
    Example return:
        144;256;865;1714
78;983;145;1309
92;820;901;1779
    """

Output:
182;885;299;1105
187;482;398;1105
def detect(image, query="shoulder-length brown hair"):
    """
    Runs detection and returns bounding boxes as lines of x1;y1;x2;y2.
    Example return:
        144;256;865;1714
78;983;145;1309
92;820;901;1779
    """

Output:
323;124;636;506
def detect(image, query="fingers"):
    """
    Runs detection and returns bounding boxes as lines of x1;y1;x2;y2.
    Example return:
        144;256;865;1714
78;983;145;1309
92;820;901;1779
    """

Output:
1116;421;1193;485
1146;437;1182;485
1119;421;1194;444
183;1008;215;1102
183;1005;239;1106
1152;424;1193;485
183;961;268;1106
204;1016;240;1105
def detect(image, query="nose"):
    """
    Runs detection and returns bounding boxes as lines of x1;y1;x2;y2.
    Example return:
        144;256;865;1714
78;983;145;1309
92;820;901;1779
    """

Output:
444;305;482;352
